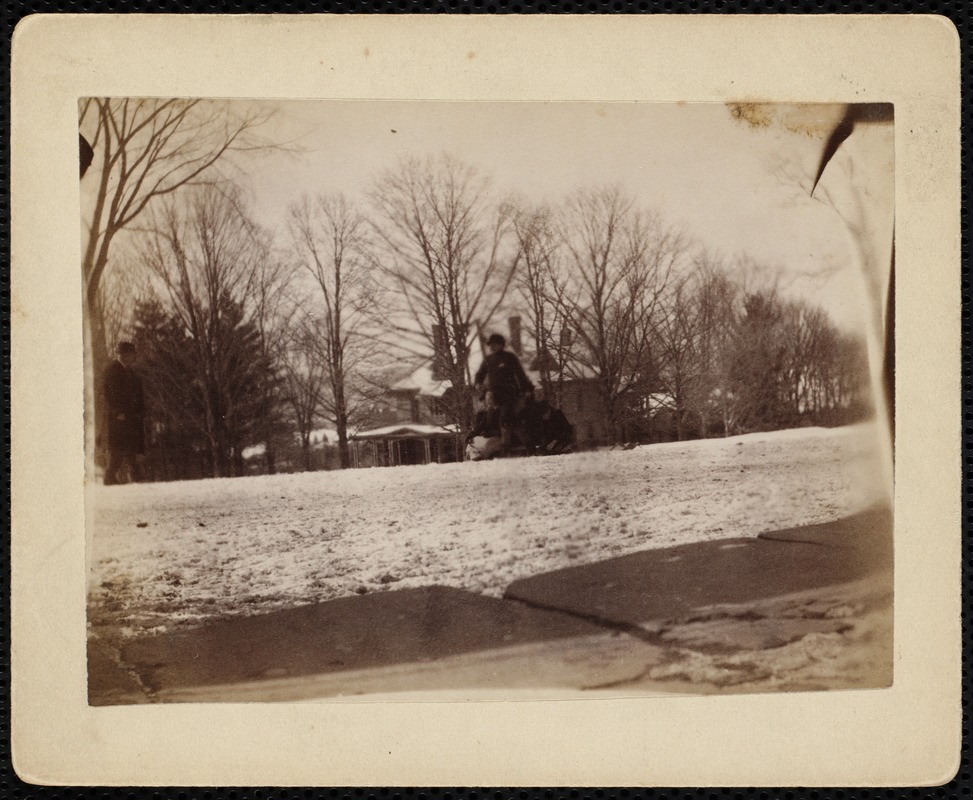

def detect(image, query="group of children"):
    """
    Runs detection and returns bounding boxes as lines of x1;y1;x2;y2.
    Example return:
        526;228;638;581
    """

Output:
465;332;575;462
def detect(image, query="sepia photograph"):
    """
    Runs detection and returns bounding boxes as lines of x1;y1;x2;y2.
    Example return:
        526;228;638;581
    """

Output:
81;98;895;704
11;15;960;786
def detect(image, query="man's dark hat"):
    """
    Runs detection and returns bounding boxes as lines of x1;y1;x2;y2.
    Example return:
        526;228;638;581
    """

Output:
487;333;505;347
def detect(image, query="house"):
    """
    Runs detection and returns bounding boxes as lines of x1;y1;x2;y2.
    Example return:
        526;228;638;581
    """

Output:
353;316;675;464
349;361;463;467
385;364;454;427
350;422;460;468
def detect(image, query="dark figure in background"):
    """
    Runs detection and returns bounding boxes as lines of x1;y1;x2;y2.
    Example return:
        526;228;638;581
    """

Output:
465;402;502;461
524;387;575;455
473;333;533;457
103;341;145;485
468;404;501;442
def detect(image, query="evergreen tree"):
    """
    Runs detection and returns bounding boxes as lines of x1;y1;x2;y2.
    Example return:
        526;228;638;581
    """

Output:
131;295;285;480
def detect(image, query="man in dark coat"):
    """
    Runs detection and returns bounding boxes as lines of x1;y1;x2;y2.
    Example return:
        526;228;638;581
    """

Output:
473;333;533;456
102;341;145;485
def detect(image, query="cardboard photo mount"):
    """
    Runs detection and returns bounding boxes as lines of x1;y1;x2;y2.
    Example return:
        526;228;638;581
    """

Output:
10;14;962;787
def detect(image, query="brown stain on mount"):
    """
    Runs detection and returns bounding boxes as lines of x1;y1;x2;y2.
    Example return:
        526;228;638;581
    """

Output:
726;102;774;130
726;102;849;139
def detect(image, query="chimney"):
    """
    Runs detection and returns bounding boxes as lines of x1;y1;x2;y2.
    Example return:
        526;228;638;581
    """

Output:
559;327;573;351
431;325;449;381
508;316;523;357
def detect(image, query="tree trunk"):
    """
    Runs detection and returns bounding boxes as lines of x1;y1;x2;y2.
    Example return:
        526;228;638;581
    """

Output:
85;294;111;479
603;390;622;445
337;423;351;470
83;306;97;480
207;434;222;479
301;436;312;472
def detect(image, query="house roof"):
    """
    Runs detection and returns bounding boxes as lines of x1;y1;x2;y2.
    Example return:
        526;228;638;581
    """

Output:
351;423;460;441
389;365;453;398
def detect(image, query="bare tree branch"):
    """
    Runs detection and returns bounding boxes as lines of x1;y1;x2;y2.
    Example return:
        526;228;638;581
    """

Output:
289;192;385;467
368;154;519;445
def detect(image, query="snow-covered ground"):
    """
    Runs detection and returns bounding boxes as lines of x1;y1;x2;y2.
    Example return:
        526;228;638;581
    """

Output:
88;423;890;641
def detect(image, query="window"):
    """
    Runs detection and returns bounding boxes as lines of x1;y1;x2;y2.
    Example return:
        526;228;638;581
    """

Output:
430;397;450;424
394;394;411;416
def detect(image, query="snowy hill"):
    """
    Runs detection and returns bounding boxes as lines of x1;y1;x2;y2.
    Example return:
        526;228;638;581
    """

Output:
88;423;890;640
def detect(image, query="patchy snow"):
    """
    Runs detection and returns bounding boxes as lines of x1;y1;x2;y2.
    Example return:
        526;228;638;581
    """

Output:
88;423;889;642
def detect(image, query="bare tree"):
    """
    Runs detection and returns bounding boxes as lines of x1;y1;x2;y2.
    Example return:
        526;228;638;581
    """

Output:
137;184;282;477
369;155;520;447
778;302;870;422
683;258;734;436
79;98;283;465
246;234;298;474
511;202;573;403
281;319;329;471
777;301;828;419
728;289;790;432
97;252;153;358
289;193;383;468
658;255;869;438
557;186;684;443
652;271;707;440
